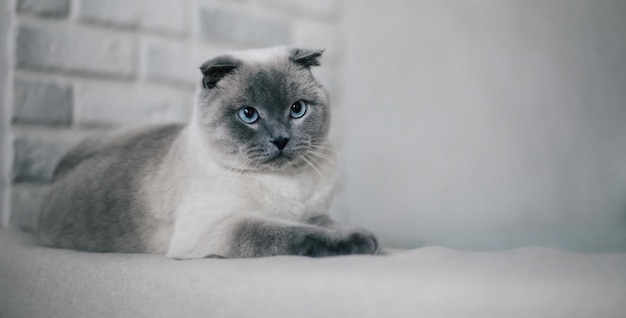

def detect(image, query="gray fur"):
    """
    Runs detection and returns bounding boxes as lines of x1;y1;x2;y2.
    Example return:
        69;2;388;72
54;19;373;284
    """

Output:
37;46;379;258
228;218;378;258
38;124;184;252
195;51;331;172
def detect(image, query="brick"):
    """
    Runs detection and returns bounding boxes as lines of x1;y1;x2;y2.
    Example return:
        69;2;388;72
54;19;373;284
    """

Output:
10;184;49;233
252;0;338;20
198;6;290;47
141;38;198;86
12;134;81;183
17;0;70;17
13;77;72;125
77;0;186;35
16;24;136;78
75;81;193;127
142;39;227;87
1;0;10;226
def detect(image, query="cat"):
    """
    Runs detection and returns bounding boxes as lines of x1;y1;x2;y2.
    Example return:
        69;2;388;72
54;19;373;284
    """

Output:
36;46;379;259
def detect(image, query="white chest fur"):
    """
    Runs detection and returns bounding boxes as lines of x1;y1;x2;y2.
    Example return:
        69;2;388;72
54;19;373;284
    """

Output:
144;127;338;257
224;167;335;220
174;126;337;218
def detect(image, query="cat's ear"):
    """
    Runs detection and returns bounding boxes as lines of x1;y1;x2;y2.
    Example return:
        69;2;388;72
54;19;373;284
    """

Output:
289;48;324;68
199;56;241;89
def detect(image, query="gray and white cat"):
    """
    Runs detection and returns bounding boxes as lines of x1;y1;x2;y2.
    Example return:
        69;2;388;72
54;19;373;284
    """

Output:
37;46;379;259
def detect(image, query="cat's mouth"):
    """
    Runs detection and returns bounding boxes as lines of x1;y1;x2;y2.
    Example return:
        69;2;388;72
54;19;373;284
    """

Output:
255;150;311;171
262;151;294;166
239;148;310;172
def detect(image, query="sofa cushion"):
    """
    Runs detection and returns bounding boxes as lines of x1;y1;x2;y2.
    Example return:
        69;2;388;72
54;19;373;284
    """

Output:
1;229;625;318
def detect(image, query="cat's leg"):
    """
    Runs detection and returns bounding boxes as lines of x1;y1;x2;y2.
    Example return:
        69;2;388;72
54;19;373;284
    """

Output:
304;214;382;253
166;211;378;259
227;216;379;258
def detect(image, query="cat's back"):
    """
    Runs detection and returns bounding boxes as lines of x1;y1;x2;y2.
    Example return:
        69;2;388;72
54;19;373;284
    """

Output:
53;124;183;178
38;123;185;252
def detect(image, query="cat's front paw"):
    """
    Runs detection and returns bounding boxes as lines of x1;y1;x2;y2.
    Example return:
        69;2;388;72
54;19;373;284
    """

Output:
298;228;379;257
338;229;379;255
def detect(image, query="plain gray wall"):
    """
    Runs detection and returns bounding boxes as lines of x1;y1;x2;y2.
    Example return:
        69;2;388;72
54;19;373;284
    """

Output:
340;0;626;251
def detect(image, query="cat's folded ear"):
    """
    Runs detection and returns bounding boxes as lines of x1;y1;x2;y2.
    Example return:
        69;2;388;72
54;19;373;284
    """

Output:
289;48;324;68
199;56;241;89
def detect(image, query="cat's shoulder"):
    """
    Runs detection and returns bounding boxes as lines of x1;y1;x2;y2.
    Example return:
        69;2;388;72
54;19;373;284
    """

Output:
54;123;186;179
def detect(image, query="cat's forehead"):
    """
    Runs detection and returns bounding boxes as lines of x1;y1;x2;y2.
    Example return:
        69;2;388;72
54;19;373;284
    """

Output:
221;63;319;104
223;65;312;109
199;46;327;108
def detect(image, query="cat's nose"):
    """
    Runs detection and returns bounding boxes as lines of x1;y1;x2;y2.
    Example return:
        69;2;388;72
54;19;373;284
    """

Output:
271;137;290;150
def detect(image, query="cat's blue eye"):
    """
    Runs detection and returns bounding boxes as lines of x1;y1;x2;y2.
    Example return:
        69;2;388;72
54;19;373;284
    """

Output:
290;100;307;119
238;107;259;124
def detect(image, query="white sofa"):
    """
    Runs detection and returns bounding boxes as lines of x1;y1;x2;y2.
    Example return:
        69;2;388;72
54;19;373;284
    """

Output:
1;228;625;318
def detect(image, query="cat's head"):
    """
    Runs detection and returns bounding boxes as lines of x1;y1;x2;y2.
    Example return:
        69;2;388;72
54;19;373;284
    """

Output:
194;46;331;172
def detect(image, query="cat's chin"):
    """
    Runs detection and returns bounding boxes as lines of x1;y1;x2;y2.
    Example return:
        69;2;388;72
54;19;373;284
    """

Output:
220;152;303;173
258;153;299;171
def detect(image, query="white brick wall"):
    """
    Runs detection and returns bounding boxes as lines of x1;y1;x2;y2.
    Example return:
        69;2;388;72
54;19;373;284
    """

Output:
140;36;198;87
17;0;69;17
12;134;75;182
11;184;48;232
1;0;344;231
0;0;12;227
16;24;137;78
252;0;338;20
13;77;72;125
77;0;187;35
197;6;290;47
74;80;192;127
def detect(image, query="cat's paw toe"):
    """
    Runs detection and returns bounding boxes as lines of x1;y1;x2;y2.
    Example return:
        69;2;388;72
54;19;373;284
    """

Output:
342;229;379;255
297;228;380;257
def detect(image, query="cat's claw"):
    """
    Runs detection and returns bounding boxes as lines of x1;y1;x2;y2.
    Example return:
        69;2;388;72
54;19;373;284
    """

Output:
298;228;379;257
343;229;379;255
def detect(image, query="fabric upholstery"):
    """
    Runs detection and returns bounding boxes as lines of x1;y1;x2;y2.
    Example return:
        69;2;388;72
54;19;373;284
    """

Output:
1;229;625;318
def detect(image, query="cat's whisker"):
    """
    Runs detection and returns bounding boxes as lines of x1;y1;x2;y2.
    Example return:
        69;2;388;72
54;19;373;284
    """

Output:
310;138;343;145
311;142;341;149
312;142;343;145
308;149;337;164
307;154;336;171
306;154;332;174
301;155;324;178
311;145;343;158
251;157;262;174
